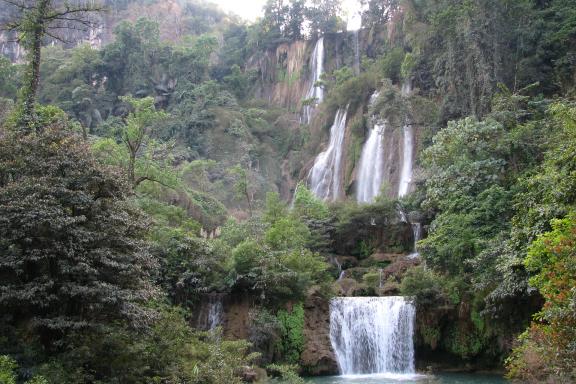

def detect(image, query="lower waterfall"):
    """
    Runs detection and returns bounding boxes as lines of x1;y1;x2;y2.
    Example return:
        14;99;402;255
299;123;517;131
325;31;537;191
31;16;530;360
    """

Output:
330;297;416;376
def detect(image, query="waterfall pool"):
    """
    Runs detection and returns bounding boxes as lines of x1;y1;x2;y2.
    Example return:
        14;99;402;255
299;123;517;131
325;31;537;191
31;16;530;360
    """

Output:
305;372;507;383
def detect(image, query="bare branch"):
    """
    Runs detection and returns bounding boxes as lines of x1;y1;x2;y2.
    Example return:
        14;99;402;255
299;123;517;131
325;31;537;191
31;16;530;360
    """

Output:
44;29;68;43
0;0;36;10
134;176;175;189
46;5;107;21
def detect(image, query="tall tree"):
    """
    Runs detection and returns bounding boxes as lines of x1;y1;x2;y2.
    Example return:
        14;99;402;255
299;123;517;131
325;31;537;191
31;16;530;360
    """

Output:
93;96;172;189
1;0;104;131
0;115;157;348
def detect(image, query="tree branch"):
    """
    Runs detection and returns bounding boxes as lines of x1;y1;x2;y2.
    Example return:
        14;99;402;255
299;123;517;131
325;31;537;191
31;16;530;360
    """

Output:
134;176;175;189
0;0;35;10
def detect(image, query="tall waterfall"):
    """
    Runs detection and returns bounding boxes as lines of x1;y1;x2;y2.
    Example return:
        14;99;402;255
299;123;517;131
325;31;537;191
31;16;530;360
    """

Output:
330;297;416;376
302;37;325;124
398;81;414;198
308;107;348;201
353;30;361;75
357;92;385;203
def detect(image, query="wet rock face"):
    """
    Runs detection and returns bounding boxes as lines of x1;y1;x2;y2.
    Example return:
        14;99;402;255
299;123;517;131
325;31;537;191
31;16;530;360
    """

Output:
301;291;339;375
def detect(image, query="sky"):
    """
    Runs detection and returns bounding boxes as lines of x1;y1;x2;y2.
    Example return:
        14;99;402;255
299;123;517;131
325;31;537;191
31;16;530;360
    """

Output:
207;0;363;30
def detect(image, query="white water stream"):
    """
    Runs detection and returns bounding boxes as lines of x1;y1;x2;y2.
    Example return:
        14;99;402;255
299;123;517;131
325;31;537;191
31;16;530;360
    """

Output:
330;296;416;376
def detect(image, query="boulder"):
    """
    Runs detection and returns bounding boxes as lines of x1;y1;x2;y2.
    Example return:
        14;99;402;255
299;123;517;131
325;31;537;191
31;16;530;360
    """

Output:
301;290;339;375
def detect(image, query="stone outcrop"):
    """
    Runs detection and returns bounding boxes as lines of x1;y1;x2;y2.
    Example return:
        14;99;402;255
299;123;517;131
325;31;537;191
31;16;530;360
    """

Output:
300;290;339;375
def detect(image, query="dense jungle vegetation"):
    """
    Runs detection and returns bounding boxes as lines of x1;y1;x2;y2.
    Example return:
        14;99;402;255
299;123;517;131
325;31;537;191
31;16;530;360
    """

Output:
0;0;575;383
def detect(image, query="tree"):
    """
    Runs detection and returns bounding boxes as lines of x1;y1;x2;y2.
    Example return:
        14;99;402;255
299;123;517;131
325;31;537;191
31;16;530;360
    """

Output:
0;114;157;348
229;164;254;216
285;0;305;40
93;96;172;189
305;0;344;38
360;0;400;28
1;0;104;130
506;214;576;382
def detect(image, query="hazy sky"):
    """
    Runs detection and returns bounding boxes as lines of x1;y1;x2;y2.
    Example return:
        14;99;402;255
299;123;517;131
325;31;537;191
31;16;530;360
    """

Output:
207;0;363;30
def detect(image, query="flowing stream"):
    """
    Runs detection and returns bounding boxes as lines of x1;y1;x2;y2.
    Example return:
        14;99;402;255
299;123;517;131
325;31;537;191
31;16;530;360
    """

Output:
357;92;385;203
302;37;325;125
308;107;348;201
330;297;416;376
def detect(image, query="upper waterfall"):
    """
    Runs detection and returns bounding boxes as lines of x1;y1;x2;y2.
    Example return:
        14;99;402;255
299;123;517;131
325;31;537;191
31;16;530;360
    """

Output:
357;91;385;203
330;296;416;376
398;81;414;198
308;107;348;201
302;37;325;125
353;30;360;75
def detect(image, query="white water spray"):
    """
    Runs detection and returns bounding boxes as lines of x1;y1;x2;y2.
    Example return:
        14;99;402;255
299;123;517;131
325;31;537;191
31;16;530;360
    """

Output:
308;107;348;201
302;37;325;124
330;297;416;375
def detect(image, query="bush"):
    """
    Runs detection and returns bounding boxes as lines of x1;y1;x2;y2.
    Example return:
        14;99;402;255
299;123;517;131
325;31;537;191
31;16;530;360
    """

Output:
400;267;453;308
275;304;305;364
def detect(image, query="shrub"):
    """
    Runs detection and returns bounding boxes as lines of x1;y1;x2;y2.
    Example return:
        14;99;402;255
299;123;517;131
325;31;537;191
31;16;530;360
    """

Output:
276;304;305;364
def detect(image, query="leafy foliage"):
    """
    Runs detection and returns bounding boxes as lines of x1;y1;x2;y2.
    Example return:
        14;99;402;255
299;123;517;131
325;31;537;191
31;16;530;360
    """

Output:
0;122;157;341
506;214;576;382
276;303;305;364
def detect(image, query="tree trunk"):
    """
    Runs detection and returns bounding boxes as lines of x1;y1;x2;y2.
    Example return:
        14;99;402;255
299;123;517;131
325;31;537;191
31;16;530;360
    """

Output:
19;0;50;132
129;151;136;187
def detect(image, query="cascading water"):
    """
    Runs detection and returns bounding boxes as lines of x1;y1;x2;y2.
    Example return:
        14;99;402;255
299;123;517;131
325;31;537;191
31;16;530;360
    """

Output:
353;30;361;75
330;297;416;376
408;223;422;259
198;295;224;331
207;297;223;331
357;91;386;203
308;107;348;201
302;37;325;125
398;81;414;198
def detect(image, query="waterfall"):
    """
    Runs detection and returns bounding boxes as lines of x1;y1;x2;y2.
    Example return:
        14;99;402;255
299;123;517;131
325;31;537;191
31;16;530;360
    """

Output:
408;223;422;259
198;295;224;331
207;297;223;330
302;37;325;125
353;30;360;75
398;81;414;198
308;107;348;201
357;92;386;203
330;297;416;376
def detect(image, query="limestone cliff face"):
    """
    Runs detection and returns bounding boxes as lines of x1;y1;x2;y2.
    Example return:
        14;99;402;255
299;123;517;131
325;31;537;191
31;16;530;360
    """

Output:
0;0;222;63
248;40;311;111
301;291;339;375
